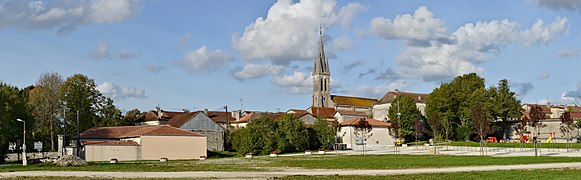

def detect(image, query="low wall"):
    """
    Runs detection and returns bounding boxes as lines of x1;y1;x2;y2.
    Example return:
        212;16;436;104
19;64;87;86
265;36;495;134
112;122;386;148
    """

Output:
5;152;59;161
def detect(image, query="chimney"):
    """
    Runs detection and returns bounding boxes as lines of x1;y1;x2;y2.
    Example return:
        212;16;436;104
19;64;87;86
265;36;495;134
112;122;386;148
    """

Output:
204;109;208;115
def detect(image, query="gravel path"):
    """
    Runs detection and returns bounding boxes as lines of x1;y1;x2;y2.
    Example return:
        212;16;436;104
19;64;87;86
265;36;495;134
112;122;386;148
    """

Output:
2;162;581;179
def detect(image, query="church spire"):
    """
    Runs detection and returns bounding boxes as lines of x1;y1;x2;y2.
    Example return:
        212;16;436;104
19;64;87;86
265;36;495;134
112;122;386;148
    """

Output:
312;26;332;107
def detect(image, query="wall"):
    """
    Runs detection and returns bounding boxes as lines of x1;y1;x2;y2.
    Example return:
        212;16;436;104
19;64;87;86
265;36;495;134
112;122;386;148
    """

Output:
140;135;207;160
181;114;224;131
192;130;223;151
373;103;426;121
4;152;59;162
513;119;581;143
83;145;140;161
339;126;394;149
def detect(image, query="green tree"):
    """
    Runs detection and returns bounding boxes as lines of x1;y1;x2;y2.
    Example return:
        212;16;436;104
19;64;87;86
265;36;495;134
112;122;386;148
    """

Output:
61;74;100;140
312;117;335;149
488;79;521;140
276;114;307;152
425;83;455;140
27;72;63;151
387;94;422;142
121;108;143;126
95;96;122;127
0;82;33;161
560;112;574;150
231;117;277;155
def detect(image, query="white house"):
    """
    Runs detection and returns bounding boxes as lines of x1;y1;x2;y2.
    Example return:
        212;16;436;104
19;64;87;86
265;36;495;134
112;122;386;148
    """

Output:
339;118;393;149
373;91;428;121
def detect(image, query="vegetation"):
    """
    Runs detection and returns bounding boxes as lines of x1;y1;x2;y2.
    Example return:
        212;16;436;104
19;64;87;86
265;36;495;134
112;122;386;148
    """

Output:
230;114;335;155
387;94;423;142
282;169;581;180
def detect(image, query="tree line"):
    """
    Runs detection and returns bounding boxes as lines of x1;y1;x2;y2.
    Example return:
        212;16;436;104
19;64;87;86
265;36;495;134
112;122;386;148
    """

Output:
0;72;139;162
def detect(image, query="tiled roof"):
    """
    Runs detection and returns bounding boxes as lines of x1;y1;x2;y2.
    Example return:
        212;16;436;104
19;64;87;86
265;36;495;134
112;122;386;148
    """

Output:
524;104;551;113
166;112;200;127
331;95;378;107
309;106;336;118
377;91;428;105
80;125;203;139
570;112;581;119
287;109;310;118
340;118;391;127
81;141;139;146
335;110;368;117
238;112;286;123
207;111;236;123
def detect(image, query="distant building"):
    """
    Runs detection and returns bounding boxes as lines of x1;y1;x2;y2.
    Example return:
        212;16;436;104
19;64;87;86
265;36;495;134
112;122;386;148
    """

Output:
339;118;392;149
80;125;207;161
373;91;428;121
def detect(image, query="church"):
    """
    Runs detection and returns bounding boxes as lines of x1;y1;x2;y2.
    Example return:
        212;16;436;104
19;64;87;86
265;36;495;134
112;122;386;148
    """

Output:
306;28;378;119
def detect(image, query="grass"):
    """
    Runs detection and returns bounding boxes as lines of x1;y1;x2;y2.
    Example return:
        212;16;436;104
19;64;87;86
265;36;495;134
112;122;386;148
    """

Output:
281;168;581;180
2;154;581;172
265;154;581;169
446;141;581;149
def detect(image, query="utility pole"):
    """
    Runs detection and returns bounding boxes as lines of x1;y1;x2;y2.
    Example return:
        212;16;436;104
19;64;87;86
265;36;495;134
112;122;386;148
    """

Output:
224;105;228;151
76;109;80;157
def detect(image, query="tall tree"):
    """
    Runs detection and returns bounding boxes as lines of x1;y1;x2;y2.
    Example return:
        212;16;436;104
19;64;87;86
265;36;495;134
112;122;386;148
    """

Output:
489;79;521;140
312;117;335;149
121;108;143;126
61;74;101;141
27;72;63;151
387;94;422;142
95;96;122;127
0;82;32;161
528;105;546;140
560;111;574;150
425;83;454;140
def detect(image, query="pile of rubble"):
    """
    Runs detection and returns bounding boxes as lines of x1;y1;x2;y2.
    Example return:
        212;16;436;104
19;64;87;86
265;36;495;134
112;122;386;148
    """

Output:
53;155;87;166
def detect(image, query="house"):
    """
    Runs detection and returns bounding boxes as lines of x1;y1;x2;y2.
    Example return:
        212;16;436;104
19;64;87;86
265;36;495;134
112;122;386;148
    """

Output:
135;108;224;151
522;104;563;119
79;125;207;161
339;118;393;149
334;110;368;123
230;111;287;127
306;106;336;121
331;95;377;113
373;91;428;121
287;109;317;125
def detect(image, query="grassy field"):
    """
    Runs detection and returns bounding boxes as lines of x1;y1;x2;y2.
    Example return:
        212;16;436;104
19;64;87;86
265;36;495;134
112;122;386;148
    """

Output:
282;168;581;180
445;141;581;149
2;154;581;172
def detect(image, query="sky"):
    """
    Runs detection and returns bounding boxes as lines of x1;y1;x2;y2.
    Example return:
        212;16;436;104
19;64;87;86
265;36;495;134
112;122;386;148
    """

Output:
1;0;581;113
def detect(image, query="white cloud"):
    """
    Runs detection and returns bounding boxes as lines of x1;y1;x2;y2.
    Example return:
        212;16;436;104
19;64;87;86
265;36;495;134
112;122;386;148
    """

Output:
539;73;550;80
232;0;365;64
330;34;354;51
177;46;234;73
231;63;283;81
562;82;581;100
88;41;111;60
145;64;163;73
369;6;448;41
97;81;146;100
536;0;581;13
348;80;412;98
117;49;141;59
558;49;580;58
272;71;313;94
0;0;142;35
369;6;568;82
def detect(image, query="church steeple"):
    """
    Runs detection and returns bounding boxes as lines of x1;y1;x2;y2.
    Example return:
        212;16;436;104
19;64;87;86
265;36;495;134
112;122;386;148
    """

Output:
312;27;332;107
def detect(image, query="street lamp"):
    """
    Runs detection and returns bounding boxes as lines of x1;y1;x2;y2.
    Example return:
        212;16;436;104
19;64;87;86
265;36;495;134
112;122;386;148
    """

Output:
16;118;27;166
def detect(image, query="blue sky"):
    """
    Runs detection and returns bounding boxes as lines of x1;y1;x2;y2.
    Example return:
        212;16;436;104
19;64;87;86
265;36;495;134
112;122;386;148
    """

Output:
1;0;581;113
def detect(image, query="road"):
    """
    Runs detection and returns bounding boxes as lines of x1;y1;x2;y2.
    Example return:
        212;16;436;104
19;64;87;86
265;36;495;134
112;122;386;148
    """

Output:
2;162;581;179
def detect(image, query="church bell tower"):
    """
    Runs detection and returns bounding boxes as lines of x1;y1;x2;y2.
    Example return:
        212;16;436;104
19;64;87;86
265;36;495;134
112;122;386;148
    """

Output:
312;27;331;107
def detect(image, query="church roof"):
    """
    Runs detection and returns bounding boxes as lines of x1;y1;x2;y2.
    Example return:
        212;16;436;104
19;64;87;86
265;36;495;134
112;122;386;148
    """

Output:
377;91;428;105
309;106;336;118
331;95;378;107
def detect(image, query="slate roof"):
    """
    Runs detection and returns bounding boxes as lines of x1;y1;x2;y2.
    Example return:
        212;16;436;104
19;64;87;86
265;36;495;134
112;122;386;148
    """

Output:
340;118;391;127
331;95;378;107
377;91;429;105
80;125;203;139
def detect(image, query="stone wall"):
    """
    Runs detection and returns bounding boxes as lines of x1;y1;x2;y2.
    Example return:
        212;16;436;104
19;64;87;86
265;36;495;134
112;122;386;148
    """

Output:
5;152;59;161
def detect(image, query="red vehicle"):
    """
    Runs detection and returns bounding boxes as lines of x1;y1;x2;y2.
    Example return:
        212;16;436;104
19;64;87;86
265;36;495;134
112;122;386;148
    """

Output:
486;137;497;143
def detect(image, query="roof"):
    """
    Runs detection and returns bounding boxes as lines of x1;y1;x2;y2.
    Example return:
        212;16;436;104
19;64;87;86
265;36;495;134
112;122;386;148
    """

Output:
309;106;336;118
166;111;200;127
335;110;368;117
524;104;551;113
340;118;391;127
570;112;581;119
207;111;236;123
81;141;139;146
237;112;286;123
80;125;203;139
377;91;428;105
568;106;581;112
287;109;310;118
331;95;378;107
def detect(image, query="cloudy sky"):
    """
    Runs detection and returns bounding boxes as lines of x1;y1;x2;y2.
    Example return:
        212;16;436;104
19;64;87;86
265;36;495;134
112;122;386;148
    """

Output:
1;0;581;112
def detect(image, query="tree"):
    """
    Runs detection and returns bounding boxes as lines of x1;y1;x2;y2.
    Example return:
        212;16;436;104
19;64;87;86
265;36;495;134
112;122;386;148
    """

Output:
427;112;443;141
471;99;492;155
121;108;143;126
488;79;521;140
387;94;422;142
95;96;122;127
528;105;546;140
0;82;33;162
560;111;574;151
352;118;373;151
312;117;335;149
231;117;277;155
425;83;454;140
276;114;307;152
27;72;63;151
